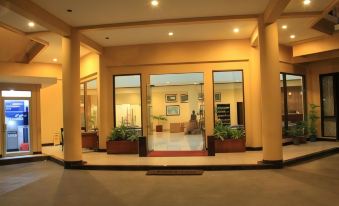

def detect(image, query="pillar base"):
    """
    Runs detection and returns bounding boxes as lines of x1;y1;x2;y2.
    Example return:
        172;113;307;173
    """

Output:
258;160;283;167
64;160;85;169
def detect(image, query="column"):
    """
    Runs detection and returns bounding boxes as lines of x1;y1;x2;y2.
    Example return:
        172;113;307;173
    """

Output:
98;54;108;150
258;18;283;163
62;29;82;166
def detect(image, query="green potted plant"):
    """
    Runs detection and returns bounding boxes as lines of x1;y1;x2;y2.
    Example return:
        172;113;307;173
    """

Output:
106;124;139;154
308;104;320;142
287;121;307;145
152;115;167;132
213;121;246;153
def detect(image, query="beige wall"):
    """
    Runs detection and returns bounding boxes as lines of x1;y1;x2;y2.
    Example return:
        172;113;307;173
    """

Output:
80;52;99;78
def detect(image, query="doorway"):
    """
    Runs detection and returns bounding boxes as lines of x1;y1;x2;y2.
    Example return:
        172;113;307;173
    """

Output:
0;90;32;157
320;73;339;140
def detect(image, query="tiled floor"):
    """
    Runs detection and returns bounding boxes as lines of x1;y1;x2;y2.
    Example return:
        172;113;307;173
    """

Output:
148;132;204;151
41;141;339;166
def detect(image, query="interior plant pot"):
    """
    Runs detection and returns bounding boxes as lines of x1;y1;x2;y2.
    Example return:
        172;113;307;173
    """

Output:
106;140;138;154
292;136;301;145
309;135;317;142
214;138;246;153
156;125;163;132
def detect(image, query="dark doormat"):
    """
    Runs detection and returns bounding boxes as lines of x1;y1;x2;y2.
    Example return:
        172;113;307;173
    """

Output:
146;170;204;175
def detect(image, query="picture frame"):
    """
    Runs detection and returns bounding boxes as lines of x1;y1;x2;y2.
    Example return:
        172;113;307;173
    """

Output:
215;92;221;102
180;94;188;103
166;105;180;116
165;94;177;103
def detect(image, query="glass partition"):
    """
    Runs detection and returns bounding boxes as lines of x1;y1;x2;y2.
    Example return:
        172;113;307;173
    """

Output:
114;75;142;129
213;71;244;127
281;73;306;137
80;79;98;131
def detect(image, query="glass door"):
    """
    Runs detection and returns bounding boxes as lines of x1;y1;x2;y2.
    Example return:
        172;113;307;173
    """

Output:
2;98;31;156
320;74;339;139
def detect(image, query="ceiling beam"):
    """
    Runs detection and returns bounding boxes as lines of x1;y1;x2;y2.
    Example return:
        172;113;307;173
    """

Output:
24;41;48;64
264;0;291;24
79;34;103;54
0;0;71;36
292;49;339;64
250;27;259;47
77;14;258;31
280;11;322;19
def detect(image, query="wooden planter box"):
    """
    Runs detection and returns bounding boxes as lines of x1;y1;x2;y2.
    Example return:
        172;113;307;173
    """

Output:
106;140;138;154
215;138;246;153
82;132;98;149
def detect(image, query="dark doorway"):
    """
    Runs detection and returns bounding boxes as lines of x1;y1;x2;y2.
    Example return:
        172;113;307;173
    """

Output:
320;73;339;140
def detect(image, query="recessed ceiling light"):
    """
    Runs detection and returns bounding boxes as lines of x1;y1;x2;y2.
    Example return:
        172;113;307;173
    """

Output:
233;28;240;33
282;25;288;29
168;32;174;36
67;9;73;12
303;0;311;5
105;37;110;40
28;22;35;27
53;58;58;62
290;34;296;39
151;0;159;7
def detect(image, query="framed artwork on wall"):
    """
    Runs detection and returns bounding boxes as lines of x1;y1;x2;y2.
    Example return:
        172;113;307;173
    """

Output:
215;92;221;102
180;94;188;103
165;94;177;103
166;105;180;116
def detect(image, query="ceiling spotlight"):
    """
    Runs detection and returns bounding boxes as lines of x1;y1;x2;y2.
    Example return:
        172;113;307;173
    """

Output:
168;32;174;36
28;22;35;27
151;0;159;7
52;58;58;62
282;25;288;29
233;28;240;33
303;0;311;5
290;34;296;39
105;37;110;40
67;9;73;12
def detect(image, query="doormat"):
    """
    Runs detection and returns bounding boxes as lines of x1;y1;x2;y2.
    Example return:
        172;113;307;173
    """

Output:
146;170;204;175
147;151;208;157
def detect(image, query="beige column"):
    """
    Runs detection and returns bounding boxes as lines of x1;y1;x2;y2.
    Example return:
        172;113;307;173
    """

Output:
62;29;82;164
98;54;109;149
204;70;214;140
259;19;283;162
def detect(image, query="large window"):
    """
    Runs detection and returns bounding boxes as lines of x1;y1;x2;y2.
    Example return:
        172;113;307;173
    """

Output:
114;75;142;129
80;79;98;131
213;71;244;127
280;73;306;137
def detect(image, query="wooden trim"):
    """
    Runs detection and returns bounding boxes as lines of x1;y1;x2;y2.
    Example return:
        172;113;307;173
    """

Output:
280;11;323;19
77;14;258;31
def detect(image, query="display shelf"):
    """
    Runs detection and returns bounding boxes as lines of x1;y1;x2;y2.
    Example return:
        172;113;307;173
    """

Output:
216;104;231;125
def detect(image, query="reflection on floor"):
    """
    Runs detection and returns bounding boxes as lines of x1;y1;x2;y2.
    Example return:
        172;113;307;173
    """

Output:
41;141;339;166
148;132;204;151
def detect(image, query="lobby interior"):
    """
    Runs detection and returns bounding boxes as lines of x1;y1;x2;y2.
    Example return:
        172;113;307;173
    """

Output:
1;0;339;169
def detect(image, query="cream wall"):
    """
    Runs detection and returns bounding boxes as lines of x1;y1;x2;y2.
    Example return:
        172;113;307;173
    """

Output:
80;52;99;78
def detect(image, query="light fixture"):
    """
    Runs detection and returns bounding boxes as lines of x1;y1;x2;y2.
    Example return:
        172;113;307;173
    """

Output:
281;25;288;30
303;0;311;5
28;22;35;27
168;32;174;36
233;28;240;33
105;37;110;40
290;34;296;39
288;92;292;96
67;9;73;12
151;0;159;7
53;58;58;62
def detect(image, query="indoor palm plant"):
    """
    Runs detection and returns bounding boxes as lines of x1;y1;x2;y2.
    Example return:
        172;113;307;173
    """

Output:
213;121;245;152
106;124;139;154
308;104;320;142
152;115;167;132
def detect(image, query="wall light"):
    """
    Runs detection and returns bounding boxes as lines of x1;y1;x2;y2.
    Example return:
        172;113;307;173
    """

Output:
288;92;292;96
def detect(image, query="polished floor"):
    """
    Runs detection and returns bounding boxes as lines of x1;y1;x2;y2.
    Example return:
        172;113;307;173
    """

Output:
42;141;339;165
1;154;339;206
148;131;204;151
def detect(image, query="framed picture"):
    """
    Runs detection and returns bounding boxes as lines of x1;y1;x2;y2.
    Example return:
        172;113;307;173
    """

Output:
215;92;221;102
165;94;177;103
180;94;188;103
166;105;180;116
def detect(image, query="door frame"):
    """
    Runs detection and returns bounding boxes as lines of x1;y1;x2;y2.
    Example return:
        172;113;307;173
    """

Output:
1;97;33;157
319;73;339;140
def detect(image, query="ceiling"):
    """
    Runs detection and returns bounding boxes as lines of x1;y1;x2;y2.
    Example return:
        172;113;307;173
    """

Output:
0;0;337;64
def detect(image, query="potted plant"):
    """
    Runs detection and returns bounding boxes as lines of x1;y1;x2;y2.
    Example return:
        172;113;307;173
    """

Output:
213;121;246;153
106;124;139;154
308;104;320;142
152;115;167;132
287;121;307;145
